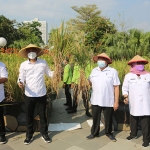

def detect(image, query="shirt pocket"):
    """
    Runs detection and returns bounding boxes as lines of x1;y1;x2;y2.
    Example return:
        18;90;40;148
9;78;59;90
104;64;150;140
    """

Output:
106;75;113;83
129;80;137;88
36;65;45;74
142;79;150;89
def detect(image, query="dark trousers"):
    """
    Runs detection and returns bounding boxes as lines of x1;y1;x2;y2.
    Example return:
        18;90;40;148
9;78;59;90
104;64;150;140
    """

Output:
73;84;89;111
130;115;150;143
64;84;72;107
25;95;48;138
91;105;114;136
0;103;5;137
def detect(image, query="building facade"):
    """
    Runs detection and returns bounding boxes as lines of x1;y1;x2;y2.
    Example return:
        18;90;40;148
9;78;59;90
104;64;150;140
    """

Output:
24;18;48;45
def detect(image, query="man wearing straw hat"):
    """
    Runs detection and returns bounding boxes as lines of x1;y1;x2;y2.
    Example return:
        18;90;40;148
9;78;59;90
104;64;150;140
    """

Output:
17;44;54;145
0;62;8;144
122;55;150;148
86;53;120;142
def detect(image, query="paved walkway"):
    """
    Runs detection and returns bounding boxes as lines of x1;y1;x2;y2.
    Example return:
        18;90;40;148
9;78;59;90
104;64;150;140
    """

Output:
0;90;149;150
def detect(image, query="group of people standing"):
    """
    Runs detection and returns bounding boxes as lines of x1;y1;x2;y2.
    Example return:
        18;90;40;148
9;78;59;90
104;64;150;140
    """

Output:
0;43;150;148
62;58;94;117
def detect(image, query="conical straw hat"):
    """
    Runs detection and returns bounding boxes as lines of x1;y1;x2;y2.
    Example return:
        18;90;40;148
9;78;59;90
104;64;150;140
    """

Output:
93;53;112;64
18;44;44;58
128;55;148;65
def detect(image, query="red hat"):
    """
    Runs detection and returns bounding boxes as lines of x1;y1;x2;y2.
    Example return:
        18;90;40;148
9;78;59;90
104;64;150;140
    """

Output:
93;53;112;64
128;55;148;65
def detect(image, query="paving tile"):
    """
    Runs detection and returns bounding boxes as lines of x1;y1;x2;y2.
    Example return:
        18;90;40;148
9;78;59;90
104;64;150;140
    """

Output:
42;139;72;150
106;138;137;150
49;131;72;140
66;146;84;150
0;144;13;150
60;133;86;145
76;138;106;150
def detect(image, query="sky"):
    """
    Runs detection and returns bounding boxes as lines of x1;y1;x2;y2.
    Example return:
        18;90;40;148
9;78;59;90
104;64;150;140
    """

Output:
0;0;150;33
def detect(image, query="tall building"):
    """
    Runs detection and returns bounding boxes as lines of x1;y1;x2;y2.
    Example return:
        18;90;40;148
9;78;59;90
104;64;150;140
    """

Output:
24;18;48;45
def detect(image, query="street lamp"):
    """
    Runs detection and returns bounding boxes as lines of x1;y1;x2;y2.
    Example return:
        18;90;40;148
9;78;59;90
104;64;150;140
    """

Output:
0;37;7;47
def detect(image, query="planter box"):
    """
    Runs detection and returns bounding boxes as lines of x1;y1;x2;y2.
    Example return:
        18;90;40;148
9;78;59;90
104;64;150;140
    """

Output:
2;93;57;132
113;102;130;131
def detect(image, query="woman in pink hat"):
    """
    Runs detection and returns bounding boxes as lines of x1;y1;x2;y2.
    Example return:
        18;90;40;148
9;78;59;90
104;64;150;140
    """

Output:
122;55;150;148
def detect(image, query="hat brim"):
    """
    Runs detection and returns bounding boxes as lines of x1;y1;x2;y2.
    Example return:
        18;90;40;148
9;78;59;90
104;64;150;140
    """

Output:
93;56;112;64
128;60;148;65
19;46;44;58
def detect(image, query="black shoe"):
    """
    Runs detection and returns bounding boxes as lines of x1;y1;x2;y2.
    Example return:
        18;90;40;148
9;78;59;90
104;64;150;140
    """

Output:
66;107;72;111
126;135;137;140
0;136;7;144
106;135;117;142
67;109;77;114
142;142;149;147
86;134;99;139
86;111;92;117
63;103;69;106
42;134;51;143
24;137;33;145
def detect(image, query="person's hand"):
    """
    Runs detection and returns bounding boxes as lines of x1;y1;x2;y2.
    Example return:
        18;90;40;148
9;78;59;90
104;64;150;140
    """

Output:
18;82;24;88
62;83;66;88
124;97;129;104
113;102;119;111
71;83;74;89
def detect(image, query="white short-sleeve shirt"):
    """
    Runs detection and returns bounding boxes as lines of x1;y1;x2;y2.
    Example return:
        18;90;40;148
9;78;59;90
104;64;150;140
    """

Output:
0;62;8;102
89;66;120;107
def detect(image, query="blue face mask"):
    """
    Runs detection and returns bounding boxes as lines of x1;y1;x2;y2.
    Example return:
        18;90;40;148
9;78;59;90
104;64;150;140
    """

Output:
97;60;106;68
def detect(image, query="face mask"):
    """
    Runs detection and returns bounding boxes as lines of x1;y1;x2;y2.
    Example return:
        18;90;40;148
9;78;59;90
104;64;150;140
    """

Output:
97;60;106;68
28;52;37;59
135;65;144;71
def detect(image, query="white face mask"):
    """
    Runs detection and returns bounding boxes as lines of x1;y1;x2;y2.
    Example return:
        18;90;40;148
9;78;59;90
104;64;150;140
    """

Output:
28;52;37;59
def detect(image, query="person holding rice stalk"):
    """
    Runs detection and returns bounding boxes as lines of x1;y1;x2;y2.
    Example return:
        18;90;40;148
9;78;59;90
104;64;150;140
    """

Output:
67;60;93;117
122;55;150;148
86;53;120;141
0;62;8;144
17;44;54;145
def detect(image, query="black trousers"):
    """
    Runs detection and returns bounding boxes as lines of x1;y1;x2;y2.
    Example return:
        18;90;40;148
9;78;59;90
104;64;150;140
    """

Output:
64;84;72;107
91;105;114;136
72;84;89;111
25;95;48;138
0;103;5;137
130;115;150;143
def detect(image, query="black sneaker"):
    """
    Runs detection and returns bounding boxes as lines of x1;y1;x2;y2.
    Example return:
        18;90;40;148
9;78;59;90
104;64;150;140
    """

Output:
0;136;7;144
24;137;33;145
42;134;51;143
106;135;117;142
126;135;137;140
142;142;149;147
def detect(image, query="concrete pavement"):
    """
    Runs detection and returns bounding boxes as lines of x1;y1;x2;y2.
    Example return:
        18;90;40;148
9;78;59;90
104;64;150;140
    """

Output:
0;91;149;150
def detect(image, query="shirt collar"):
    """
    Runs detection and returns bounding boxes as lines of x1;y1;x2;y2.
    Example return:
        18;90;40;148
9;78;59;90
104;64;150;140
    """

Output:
27;58;39;64
96;66;110;71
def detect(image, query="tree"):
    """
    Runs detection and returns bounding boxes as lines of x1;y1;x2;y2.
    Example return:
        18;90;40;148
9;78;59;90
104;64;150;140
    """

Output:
68;4;101;30
10;22;44;49
0;15;18;46
84;16;116;53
